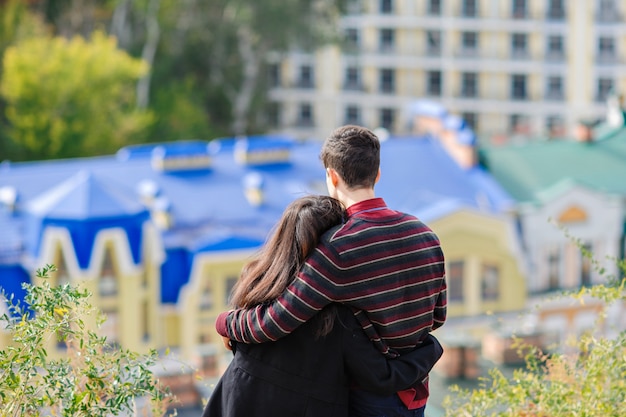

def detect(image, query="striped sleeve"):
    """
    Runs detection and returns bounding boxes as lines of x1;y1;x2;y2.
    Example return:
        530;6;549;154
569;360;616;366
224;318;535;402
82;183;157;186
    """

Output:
223;244;342;343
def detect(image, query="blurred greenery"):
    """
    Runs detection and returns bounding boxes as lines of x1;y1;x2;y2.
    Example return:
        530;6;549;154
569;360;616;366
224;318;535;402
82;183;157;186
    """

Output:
2;31;152;160
443;248;626;417
0;0;347;161
0;264;174;416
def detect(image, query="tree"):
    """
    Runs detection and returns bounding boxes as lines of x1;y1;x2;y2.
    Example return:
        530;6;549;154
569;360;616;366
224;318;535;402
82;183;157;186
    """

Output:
196;0;345;135
0;264;174;416
1;30;152;160
0;0;47;160
443;249;626;417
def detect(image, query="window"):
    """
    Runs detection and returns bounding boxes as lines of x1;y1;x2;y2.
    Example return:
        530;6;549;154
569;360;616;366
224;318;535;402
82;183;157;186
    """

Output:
379;68;395;93
546;76;563;100
546;35;564;60
511;33;528;58
510;114;528;132
547;0;565;19
344;67;361;90
598;37;616;62
380;108;395;130
597;0;619;22
345;105;361;125
461;31;478;55
547;245;561;290
380;0;393;14
379;28;395;52
268;63;280;88
225;277;237;305
546;115;565;137
512;0;527;18
597;78;614;102
428;0;441;15
297;65;314;88
511;74;527;100
448;261;464;302
344;28;360;52
99;248;117;297
580;243;592;287
461;72;478;97
267;101;281;128
463;0;477;17
427;70;442;96
481;264;500;301
297;103;314;126
462;112;478;131
200;284;214;310
346;0;362;14
100;310;119;346
427;30;442;55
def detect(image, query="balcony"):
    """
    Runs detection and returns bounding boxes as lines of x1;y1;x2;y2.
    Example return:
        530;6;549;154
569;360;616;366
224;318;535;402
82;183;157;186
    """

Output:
295;118;315;128
544;91;564;101
545;51;566;62
510;49;531;60
596;10;622;23
460;88;478;99
545;8;565;21
295;79;315;89
596;53;620;65
343;81;365;91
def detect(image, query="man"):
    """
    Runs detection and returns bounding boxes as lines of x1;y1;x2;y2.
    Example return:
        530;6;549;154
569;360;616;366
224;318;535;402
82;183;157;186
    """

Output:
216;125;447;416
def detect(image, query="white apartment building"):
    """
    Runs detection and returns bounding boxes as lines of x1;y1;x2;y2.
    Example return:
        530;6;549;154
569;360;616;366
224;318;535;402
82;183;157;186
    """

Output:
266;0;626;143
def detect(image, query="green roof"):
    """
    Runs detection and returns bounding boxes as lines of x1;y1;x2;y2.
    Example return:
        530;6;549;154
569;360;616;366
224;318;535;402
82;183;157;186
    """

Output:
479;125;626;203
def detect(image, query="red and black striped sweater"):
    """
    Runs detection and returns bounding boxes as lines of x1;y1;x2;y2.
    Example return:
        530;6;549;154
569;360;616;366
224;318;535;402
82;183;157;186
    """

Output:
216;198;447;406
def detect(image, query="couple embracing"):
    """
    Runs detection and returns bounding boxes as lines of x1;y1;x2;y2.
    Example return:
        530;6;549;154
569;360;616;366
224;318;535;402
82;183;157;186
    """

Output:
204;125;447;417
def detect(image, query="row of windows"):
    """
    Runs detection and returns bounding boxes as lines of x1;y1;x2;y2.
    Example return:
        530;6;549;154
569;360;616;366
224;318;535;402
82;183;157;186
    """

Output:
346;28;620;63
270;101;566;138
447;261;500;303
367;0;618;22
272;65;615;103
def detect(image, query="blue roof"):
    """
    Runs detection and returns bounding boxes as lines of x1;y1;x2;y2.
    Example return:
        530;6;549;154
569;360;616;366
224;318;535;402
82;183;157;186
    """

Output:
377;135;512;221
26;170;146;219
0;135;511;304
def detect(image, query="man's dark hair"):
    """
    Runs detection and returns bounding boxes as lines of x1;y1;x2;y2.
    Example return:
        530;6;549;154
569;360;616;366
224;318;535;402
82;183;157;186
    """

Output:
320;125;380;189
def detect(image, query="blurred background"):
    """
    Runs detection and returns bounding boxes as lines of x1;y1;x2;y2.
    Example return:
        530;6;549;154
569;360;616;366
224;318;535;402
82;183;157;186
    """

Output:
1;1;625;416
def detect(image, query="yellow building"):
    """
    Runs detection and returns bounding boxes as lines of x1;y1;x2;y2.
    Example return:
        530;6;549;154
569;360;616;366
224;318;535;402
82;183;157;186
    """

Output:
268;0;625;141
429;209;526;317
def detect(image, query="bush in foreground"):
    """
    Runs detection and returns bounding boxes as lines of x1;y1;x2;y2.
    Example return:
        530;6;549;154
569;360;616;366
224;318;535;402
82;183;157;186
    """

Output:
0;264;174;416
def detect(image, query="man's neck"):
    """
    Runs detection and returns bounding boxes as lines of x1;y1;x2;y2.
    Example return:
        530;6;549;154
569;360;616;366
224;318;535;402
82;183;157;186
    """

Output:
336;187;376;209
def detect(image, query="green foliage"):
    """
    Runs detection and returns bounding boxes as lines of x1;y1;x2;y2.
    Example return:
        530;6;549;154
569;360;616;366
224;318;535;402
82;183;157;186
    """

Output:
0;264;174;417
0;0;48;161
0;0;46;52
0;31;153;160
145;78;221;143
443;248;626;417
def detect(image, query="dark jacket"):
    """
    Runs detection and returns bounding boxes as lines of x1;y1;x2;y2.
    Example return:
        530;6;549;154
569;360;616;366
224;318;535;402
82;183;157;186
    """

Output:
203;305;443;417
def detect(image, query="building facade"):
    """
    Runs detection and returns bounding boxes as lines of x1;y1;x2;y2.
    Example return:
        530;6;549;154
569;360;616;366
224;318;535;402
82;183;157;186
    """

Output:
267;0;626;142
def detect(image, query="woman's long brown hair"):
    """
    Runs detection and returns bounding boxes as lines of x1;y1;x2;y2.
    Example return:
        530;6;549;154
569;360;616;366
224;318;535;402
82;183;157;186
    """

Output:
229;195;344;334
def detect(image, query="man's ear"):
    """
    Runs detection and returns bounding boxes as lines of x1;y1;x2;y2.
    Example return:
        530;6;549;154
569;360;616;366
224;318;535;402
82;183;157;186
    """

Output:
375;168;381;184
327;168;340;187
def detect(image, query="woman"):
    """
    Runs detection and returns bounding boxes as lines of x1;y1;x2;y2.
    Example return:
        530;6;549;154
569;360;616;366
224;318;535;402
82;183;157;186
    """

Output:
203;195;442;417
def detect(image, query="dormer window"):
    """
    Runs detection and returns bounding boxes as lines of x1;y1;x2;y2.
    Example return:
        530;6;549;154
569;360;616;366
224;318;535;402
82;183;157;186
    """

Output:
234;136;293;166
151;141;212;173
